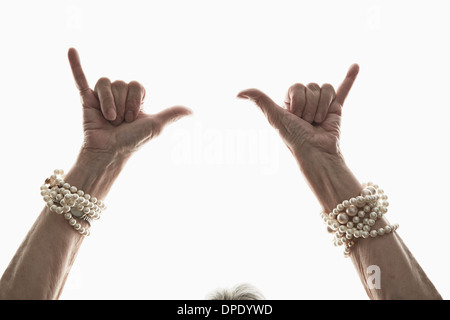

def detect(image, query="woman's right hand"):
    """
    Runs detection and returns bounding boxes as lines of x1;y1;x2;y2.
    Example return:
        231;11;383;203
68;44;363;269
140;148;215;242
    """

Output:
237;64;359;163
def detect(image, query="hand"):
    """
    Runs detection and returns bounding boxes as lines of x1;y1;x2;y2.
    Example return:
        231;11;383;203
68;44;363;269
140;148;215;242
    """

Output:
237;64;359;159
68;48;192;159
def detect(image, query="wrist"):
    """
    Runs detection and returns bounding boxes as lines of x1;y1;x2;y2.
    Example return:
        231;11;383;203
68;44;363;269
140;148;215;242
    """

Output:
63;148;130;200
294;147;362;213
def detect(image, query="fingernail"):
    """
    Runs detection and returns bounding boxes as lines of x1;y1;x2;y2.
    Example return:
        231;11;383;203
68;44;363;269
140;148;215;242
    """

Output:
125;111;134;123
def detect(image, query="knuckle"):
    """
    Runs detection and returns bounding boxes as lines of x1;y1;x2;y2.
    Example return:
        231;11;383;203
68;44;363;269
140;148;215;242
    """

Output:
128;80;144;91
128;80;146;100
97;77;111;86
321;83;336;95
307;82;320;91
112;80;127;89
290;83;305;93
94;77;111;91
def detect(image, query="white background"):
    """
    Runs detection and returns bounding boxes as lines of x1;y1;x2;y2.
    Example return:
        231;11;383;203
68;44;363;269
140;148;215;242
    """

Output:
0;0;449;300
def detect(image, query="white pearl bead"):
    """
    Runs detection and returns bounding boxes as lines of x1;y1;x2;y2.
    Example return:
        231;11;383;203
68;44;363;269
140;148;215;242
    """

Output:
363;225;371;232
358;210;365;218
50;205;57;212
361;189;371;196
337;213;349;224
84;194;91;201
69;219;76;226
63;206;71;213
77;190;84;196
385;226;392;233
346;205;357;217
363;205;371;213
56;207;63;214
70;186;77;193
368;219;375;226
357;223;364;230
369;212;377;219
352;216;360;223
63;183;70;189
361;231;369;238
339;225;347;233
367;186;376;195
346;222;354;228
74;223;81;230
377;228;385;236
337;204;344;211
354;230;361;238
64;213;72;220
370;230;378;237
83;207;90;214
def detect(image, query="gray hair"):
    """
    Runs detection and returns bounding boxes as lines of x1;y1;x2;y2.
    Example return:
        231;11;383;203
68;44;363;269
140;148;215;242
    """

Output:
207;283;265;300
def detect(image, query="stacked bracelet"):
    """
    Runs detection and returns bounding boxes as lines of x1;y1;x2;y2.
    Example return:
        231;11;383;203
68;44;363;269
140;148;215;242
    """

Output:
40;169;107;236
320;182;399;257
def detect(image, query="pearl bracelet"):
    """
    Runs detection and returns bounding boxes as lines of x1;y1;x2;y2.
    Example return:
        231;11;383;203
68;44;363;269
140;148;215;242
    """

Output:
320;182;398;257
40;169;107;236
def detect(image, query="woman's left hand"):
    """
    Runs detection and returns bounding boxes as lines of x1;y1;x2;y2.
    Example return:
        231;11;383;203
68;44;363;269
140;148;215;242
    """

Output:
68;48;192;159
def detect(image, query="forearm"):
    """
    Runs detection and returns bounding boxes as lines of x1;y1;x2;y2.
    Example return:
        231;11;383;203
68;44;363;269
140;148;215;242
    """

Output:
0;149;128;299
296;148;442;300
